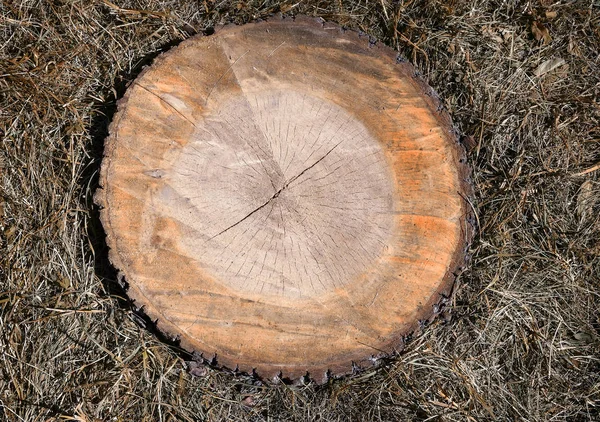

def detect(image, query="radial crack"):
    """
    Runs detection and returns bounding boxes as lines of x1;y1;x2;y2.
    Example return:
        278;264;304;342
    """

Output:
210;140;342;239
134;83;198;129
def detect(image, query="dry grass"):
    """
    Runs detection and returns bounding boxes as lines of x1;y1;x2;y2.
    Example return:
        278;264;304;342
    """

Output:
1;0;599;420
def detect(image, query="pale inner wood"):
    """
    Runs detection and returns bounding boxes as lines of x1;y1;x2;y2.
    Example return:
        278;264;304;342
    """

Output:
163;89;395;297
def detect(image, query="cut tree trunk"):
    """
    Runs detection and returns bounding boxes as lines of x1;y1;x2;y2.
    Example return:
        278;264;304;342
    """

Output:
96;16;473;383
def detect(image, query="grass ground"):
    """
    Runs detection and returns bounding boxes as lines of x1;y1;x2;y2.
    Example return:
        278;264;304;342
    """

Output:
1;0;599;420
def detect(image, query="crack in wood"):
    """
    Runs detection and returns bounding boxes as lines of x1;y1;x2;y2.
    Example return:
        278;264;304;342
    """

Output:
210;140;343;240
135;83;199;129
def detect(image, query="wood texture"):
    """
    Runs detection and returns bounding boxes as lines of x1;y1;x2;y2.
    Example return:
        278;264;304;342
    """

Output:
96;16;473;382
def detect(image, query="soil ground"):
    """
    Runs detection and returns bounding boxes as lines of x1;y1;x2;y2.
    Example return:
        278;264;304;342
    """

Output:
1;1;599;421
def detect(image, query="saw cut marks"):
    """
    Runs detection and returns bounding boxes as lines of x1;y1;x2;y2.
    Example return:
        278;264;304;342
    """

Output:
97;16;472;382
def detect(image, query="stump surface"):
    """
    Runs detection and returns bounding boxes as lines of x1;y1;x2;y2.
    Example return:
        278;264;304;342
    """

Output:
97;16;472;381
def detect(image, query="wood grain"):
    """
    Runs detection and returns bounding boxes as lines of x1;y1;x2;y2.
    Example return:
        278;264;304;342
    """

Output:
96;16;473;382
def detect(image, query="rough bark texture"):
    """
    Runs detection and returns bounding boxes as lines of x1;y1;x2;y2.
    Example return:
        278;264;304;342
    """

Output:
96;15;473;383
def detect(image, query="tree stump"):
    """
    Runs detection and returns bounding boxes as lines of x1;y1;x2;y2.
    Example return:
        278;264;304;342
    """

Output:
96;16;473;382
